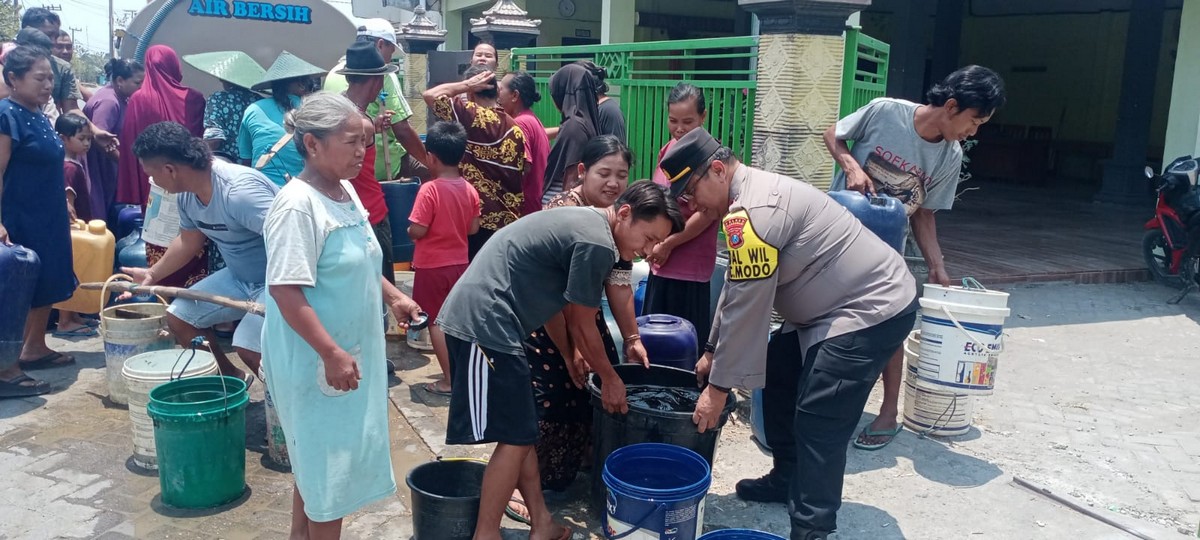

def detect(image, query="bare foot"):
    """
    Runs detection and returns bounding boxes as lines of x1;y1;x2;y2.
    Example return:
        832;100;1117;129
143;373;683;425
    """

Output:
529;522;571;540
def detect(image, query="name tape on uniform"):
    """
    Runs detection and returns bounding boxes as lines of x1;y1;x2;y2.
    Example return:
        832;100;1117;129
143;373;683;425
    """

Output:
723;210;778;281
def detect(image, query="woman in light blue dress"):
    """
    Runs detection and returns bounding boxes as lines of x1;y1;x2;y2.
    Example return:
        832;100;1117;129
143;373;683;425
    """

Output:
261;92;421;538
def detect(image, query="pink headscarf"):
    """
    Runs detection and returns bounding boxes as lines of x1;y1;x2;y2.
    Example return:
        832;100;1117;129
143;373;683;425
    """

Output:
116;45;206;206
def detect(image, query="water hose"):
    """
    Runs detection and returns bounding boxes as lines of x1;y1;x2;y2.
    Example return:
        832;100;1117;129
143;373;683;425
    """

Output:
134;0;181;62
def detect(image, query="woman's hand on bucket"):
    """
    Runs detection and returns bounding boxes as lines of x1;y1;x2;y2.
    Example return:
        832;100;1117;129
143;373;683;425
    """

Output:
599;372;629;414
624;338;650;369
322;348;361;392
692;385;726;433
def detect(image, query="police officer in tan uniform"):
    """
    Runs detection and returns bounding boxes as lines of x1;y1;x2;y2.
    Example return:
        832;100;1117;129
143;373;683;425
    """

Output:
663;128;918;539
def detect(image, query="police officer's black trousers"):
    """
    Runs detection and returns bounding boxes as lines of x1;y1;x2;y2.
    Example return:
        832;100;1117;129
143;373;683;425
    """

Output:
762;310;916;536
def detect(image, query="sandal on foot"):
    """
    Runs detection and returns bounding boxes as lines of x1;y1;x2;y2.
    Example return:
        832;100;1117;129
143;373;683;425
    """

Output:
19;352;76;371
504;496;532;525
421;382;452;396
0;373;50;398
52;326;97;338
853;424;903;451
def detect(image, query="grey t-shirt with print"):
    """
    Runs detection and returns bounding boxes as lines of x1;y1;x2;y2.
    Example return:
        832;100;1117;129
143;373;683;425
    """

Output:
177;160;280;285
437;206;619;355
831;97;963;215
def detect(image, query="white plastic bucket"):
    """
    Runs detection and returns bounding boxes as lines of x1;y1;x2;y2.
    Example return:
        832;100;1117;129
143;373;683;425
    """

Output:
903;332;972;436
916;296;1009;396
123;349;218;469
902;379;972;437
922;284;1010;309
99;275;174;405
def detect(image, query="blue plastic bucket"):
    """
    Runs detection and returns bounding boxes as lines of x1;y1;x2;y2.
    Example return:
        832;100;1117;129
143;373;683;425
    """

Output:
698;530;786;540
603;443;711;540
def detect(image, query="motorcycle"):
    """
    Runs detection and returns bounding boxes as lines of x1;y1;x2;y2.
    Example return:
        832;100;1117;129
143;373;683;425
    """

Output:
1143;156;1200;303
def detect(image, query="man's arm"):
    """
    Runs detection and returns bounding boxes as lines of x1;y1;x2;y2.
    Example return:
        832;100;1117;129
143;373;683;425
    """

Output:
823;123;874;195
131;229;207;285
910;208;950;285
564;302;627;414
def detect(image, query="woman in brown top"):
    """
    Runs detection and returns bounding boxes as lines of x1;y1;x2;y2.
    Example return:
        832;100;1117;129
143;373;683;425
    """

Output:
424;65;528;259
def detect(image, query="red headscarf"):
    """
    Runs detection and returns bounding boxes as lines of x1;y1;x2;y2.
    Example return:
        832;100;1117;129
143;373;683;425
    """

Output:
116;45;206;206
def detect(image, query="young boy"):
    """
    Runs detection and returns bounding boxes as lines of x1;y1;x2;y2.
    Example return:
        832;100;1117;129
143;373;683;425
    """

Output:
409;121;481;395
54;112;96;337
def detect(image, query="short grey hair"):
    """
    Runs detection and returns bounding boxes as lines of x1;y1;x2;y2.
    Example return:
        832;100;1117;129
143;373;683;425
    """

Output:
284;91;361;158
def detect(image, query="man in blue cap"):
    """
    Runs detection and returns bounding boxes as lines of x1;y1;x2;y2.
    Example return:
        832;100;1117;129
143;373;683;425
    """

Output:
669;128;918;539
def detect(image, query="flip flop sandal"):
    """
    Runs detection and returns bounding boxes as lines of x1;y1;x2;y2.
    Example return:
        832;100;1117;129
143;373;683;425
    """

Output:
853;425;903;451
52;326;98;338
19;352;76;371
422;382;452;397
83;319;100;328
0;373;50;398
504;496;532;525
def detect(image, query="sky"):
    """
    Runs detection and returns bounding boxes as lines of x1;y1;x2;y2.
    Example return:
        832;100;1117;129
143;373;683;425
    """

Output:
46;0;144;54
49;0;356;55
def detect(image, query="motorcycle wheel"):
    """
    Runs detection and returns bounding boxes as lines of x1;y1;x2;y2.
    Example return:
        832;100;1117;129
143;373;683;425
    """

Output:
1143;229;1184;287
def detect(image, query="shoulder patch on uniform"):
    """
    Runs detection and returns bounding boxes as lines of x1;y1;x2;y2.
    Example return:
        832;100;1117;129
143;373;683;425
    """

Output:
724;210;778;282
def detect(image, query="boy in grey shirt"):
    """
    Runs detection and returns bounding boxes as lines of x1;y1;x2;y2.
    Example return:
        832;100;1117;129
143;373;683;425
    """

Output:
821;65;1006;454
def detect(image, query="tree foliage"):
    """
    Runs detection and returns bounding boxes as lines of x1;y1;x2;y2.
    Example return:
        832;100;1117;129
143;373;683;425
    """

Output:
0;3;18;42
73;46;109;85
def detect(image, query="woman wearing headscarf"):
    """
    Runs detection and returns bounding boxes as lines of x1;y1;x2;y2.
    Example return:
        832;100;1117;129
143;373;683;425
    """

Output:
116;44;205;206
541;62;600;206
83;57;143;221
116;44;208;287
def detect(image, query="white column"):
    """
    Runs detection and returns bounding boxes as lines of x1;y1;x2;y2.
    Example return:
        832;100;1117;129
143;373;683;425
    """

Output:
601;0;636;44
1163;0;1200;164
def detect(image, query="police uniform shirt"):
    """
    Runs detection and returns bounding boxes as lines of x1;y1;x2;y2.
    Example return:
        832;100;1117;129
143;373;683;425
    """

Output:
707;164;917;390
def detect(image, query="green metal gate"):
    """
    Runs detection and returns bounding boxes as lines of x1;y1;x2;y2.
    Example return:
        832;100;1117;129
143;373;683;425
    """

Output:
841;28;890;117
509;29;887;181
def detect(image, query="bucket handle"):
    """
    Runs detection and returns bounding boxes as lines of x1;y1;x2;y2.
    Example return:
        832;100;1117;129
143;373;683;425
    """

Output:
960;277;988;291
937;305;1004;355
170;337;232;414
605;502;668;540
100;273;169;332
916;393;960;440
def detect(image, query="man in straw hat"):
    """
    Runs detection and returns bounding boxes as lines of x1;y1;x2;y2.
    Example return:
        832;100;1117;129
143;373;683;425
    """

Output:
334;40;403;285
239;51;326;186
182;51;266;163
670;128;918;539
324;18;429;181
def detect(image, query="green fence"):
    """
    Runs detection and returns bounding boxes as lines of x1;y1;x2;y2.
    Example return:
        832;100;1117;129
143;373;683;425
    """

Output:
511;36;758;181
841;28;890;117
509;30;887;181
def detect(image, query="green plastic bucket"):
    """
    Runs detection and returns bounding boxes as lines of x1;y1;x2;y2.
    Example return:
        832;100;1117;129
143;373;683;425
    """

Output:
147;375;249;508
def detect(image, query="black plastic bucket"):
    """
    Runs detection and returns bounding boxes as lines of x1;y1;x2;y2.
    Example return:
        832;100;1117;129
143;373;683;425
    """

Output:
588;364;737;517
406;459;487;540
